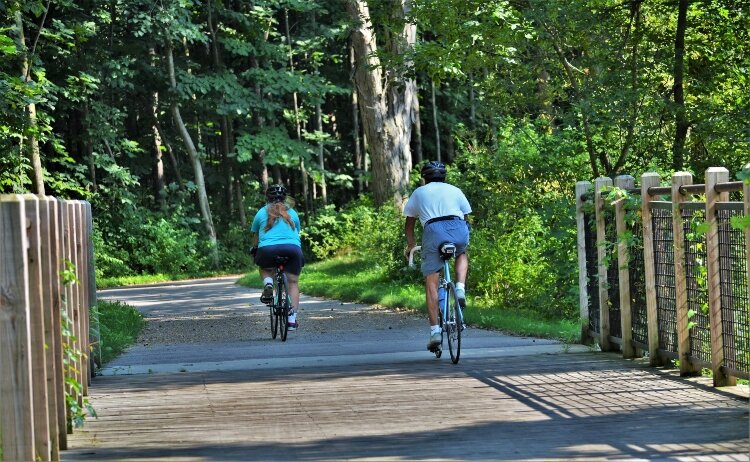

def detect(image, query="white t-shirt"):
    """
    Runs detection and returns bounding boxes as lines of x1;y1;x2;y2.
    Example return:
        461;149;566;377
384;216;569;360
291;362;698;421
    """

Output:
403;182;472;225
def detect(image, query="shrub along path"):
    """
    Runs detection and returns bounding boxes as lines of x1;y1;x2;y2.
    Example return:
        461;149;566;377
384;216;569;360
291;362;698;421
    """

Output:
62;277;749;461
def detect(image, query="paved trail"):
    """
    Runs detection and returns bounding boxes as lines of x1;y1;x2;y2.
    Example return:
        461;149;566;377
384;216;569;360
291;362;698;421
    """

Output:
63;277;749;461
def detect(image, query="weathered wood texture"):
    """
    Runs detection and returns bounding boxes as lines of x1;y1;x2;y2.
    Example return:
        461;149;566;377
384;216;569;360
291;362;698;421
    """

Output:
63;353;749;461
0;195;35;461
0;195;95;460
579;168;749;383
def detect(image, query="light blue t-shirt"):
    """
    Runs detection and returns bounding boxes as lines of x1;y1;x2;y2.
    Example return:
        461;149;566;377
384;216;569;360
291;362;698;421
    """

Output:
251;206;301;247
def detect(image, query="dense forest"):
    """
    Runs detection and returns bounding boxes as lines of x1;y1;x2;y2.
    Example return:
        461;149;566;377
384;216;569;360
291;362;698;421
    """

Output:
2;0;748;320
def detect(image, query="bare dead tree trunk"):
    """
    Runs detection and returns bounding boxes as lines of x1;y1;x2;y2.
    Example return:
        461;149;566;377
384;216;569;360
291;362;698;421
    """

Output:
166;42;219;268
347;0;415;206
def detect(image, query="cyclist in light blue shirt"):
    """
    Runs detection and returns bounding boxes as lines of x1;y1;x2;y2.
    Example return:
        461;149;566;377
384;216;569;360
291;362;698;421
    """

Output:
250;184;303;330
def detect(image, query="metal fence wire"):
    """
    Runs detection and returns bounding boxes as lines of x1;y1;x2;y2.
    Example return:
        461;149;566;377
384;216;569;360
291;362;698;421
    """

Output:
682;205;711;364
584;211;600;334
627;214;648;348
717;206;749;375
604;207;622;339
652;205;678;353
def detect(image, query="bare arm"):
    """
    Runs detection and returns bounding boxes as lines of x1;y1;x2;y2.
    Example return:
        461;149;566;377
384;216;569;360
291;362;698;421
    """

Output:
404;216;417;258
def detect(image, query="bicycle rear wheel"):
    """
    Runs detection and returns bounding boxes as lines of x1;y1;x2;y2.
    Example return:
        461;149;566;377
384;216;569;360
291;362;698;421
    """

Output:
445;282;461;363
278;274;290;342
269;295;278;339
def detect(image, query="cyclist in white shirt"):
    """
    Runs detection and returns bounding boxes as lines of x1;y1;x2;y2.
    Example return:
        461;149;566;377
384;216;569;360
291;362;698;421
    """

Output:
403;161;472;350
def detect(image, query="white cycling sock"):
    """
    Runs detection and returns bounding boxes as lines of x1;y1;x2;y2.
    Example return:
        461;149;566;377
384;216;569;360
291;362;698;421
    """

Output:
288;311;297;322
430;325;441;335
263;277;273;286
456;282;465;291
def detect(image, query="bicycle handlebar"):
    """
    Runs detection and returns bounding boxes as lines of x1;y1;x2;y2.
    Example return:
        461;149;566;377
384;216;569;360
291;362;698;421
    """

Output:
408;245;422;268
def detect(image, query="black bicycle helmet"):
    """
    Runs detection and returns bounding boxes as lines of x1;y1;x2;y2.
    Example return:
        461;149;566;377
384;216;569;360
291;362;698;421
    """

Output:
421;161;447;182
266;184;287;203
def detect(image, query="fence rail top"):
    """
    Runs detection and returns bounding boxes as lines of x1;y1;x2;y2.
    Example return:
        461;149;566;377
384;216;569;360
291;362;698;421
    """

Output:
580;180;745;202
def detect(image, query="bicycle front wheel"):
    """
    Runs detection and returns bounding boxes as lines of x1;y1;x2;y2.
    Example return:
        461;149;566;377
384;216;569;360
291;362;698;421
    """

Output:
278;274;290;342
445;282;461;363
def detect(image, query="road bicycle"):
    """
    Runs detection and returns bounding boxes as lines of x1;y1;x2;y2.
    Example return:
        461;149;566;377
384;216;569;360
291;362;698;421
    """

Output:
265;255;290;341
409;243;464;363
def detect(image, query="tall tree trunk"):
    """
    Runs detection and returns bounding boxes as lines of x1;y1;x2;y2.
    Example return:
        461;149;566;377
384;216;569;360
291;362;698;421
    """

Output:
672;0;689;171
15;11;45;195
165;43;219;268
412;76;423;164
151;92;167;211
284;9;311;214
312;12;327;205
348;0;416;206
350;43;364;193
251;57;270;191
430;79;441;162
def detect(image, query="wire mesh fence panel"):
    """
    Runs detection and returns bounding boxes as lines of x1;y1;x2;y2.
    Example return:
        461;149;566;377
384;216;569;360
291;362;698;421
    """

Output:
682;204;711;363
604;207;621;339
627;213;648;347
717;206;749;376
584;211;600;335
652;205;678;353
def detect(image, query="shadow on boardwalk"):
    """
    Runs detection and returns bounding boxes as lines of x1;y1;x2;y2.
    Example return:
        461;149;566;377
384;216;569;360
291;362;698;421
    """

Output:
64;353;748;462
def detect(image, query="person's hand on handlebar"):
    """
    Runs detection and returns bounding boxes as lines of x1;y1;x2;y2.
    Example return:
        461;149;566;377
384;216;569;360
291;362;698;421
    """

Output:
404;243;415;260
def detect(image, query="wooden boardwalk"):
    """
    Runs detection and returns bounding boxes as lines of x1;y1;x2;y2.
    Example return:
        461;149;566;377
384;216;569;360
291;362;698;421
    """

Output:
64;352;748;461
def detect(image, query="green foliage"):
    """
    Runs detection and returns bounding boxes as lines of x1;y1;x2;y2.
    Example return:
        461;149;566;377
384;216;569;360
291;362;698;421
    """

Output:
97;300;145;365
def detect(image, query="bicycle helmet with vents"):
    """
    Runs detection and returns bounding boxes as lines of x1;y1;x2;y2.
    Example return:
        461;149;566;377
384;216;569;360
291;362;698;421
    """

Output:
266;184;287;203
420;161;447;182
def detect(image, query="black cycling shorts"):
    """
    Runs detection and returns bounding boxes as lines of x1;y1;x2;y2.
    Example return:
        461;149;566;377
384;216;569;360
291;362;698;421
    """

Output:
254;244;304;275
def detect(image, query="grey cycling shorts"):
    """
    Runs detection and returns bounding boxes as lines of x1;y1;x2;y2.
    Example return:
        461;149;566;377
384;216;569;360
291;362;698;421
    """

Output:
420;219;470;276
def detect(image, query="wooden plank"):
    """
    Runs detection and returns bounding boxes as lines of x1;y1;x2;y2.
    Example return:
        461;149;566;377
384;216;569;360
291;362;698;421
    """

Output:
671;173;699;375
613;175;635;358
23;194;52;461
0;195;35;461
595;177;613;351
53;199;69;446
39;196;62;459
73;201;90;394
83;202;100;372
60;200;75;432
575;181;592;344
705;167;735;386
62;354;750;461
641;173;663;366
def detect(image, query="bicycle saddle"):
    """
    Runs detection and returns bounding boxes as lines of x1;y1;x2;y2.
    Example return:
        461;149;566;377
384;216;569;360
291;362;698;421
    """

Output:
439;242;457;260
274;256;290;264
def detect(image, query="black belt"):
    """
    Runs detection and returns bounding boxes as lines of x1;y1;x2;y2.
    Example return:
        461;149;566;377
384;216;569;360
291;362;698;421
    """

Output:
425;215;462;226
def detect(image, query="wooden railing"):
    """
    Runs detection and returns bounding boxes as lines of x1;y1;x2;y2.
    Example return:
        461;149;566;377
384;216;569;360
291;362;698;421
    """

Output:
576;167;750;386
0;195;96;461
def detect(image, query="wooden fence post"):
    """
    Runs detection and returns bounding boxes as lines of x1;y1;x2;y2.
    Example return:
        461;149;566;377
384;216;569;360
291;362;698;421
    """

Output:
39;196;63;459
576;181;593;343
60;199;76;431
595;177;614;351
83;201;99;373
73;202;90;393
23;194;52;460
67;201;84;407
54;199;69;445
744;163;749;307
671;172;700;375
614;175;635;358
641;173;663;366
705;167;735;386
0;195;35;461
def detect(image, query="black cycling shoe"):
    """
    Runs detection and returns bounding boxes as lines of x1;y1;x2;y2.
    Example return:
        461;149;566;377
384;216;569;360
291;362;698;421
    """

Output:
260;283;274;304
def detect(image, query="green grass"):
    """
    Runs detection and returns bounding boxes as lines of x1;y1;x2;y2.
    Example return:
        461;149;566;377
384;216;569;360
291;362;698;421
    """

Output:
98;270;245;289
95;300;146;365
239;254;580;343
